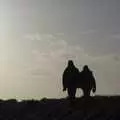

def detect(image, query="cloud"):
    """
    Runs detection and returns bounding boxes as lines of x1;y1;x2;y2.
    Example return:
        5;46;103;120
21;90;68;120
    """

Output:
23;33;120;94
80;29;97;35
24;33;94;77
112;55;120;62
77;30;120;56
24;33;64;41
112;34;120;39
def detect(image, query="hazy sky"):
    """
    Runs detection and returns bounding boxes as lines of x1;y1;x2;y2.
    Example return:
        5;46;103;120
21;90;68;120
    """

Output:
0;0;120;99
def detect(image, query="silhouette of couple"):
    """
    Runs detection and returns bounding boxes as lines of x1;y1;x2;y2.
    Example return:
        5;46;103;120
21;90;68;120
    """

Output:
62;60;96;99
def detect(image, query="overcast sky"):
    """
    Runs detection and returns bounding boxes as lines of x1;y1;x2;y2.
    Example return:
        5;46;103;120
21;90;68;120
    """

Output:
0;0;120;99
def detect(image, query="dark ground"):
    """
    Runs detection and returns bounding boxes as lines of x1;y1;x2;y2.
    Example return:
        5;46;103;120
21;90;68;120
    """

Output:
0;96;120;120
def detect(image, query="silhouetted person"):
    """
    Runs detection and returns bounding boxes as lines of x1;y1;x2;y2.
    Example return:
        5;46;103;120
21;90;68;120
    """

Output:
80;65;96;97
62;60;79;100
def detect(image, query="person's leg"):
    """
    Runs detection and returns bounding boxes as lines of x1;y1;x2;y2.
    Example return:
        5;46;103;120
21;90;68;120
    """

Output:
83;88;90;98
67;87;76;100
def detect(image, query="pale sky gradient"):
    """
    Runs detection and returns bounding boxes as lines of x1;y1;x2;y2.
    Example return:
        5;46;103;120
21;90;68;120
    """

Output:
0;0;120;99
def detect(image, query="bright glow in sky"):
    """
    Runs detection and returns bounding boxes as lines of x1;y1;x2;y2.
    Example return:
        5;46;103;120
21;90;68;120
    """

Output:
0;0;120;99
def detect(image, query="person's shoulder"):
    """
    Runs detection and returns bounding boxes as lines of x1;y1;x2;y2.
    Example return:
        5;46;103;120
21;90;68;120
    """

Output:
89;70;93;73
89;70;92;73
89;70;95;76
63;67;68;73
75;67;79;72
80;70;84;75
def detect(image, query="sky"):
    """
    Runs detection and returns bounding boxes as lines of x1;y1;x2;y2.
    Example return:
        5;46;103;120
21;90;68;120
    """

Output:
0;0;120;99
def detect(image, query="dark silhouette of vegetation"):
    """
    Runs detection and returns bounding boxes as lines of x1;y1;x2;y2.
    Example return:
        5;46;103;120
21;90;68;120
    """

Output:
0;96;120;119
62;60;96;99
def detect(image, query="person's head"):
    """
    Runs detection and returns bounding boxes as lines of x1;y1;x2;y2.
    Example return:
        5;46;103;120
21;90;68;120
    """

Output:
68;60;74;67
83;65;89;71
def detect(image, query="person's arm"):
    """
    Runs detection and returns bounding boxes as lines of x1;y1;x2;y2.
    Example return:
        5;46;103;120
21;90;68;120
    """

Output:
91;72;96;93
62;70;67;91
